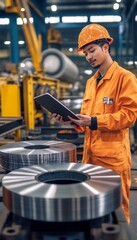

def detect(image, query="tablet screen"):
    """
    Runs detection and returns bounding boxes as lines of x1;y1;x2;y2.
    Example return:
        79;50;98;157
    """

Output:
34;93;80;122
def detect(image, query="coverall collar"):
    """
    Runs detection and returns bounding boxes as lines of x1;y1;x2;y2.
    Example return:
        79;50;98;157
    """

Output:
94;61;118;81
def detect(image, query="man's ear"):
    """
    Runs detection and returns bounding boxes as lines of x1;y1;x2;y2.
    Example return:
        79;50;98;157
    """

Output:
103;43;109;52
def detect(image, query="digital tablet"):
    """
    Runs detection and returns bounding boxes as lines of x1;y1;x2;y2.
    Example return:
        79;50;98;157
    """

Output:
34;93;80;122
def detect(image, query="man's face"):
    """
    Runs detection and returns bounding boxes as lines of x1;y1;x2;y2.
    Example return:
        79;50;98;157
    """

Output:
83;43;108;69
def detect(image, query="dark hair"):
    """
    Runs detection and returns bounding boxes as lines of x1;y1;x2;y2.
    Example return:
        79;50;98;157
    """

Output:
92;38;110;45
92;38;111;52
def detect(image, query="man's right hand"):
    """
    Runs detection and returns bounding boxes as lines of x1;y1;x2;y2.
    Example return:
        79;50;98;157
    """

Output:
52;113;71;125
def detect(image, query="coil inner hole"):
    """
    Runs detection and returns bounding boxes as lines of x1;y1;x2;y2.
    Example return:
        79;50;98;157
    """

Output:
24;145;50;150
37;170;89;184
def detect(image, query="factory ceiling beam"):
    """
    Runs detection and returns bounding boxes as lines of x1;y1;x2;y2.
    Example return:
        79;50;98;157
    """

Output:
5;0;43;73
27;0;44;19
127;0;137;21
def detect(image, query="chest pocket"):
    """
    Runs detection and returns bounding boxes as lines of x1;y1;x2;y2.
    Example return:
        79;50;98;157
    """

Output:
82;95;114;115
82;96;93;115
103;97;114;113
92;97;114;114
104;104;114;113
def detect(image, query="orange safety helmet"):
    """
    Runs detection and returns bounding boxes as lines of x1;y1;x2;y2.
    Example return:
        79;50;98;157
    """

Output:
78;24;113;51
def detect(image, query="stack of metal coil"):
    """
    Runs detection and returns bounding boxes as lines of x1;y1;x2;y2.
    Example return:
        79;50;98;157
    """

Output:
2;162;121;222
0;140;77;171
0;156;124;239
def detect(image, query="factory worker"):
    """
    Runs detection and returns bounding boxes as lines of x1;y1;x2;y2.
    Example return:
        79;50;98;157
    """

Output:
53;23;137;224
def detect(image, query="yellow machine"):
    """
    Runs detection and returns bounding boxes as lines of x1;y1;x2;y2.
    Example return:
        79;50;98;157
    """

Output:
1;84;21;117
0;1;79;134
1;0;58;130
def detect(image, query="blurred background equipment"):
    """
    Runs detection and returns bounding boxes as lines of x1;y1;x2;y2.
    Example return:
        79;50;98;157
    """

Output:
19;57;34;75
59;96;83;114
42;48;79;83
0;0;80;133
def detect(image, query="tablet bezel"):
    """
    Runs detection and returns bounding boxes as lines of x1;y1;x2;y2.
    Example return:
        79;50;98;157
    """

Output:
34;93;80;122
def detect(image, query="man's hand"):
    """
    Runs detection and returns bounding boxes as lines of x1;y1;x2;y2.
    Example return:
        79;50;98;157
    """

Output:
52;113;71;125
68;114;91;127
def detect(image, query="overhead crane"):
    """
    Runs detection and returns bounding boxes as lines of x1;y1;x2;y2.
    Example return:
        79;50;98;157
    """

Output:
2;0;60;131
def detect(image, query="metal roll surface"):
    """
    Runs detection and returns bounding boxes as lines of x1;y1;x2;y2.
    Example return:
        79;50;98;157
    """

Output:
42;48;79;83
2;163;121;222
0;141;76;171
19;58;34;74
60;96;83;114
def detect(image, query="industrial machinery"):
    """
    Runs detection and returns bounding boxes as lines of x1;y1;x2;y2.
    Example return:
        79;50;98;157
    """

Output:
0;0;80;134
42;48;79;83
0;162;135;240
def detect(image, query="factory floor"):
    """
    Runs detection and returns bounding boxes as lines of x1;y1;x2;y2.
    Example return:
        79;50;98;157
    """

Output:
0;136;136;239
130;153;137;239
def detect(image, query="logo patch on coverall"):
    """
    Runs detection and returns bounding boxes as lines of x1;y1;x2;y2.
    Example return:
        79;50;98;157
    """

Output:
103;97;113;104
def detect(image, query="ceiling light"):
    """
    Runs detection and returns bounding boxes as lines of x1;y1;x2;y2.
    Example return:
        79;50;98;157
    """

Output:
4;40;25;45
90;15;121;22
4;41;10;45
21;8;25;12
84;70;93;75
124;61;137;66
51;5;57;12
62;16;88;23
113;3;119;10
17;17;33;25
69;48;73;52
0;18;9;25
18;40;25;45
45;17;60;24
116;0;121;2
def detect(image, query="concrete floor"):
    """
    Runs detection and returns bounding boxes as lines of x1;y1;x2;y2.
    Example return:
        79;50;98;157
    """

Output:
130;153;137;238
130;191;137;238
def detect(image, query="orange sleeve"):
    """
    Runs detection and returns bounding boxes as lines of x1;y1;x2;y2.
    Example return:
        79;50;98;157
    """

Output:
73;125;85;133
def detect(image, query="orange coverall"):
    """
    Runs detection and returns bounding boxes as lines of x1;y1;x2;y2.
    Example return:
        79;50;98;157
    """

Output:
75;61;137;223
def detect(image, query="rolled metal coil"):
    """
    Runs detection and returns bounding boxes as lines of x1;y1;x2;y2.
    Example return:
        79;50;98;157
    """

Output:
42;48;79;83
2;163;121;222
0;140;77;171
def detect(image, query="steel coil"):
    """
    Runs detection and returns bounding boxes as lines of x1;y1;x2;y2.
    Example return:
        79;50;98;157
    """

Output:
2;163;121;222
0;141;76;171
